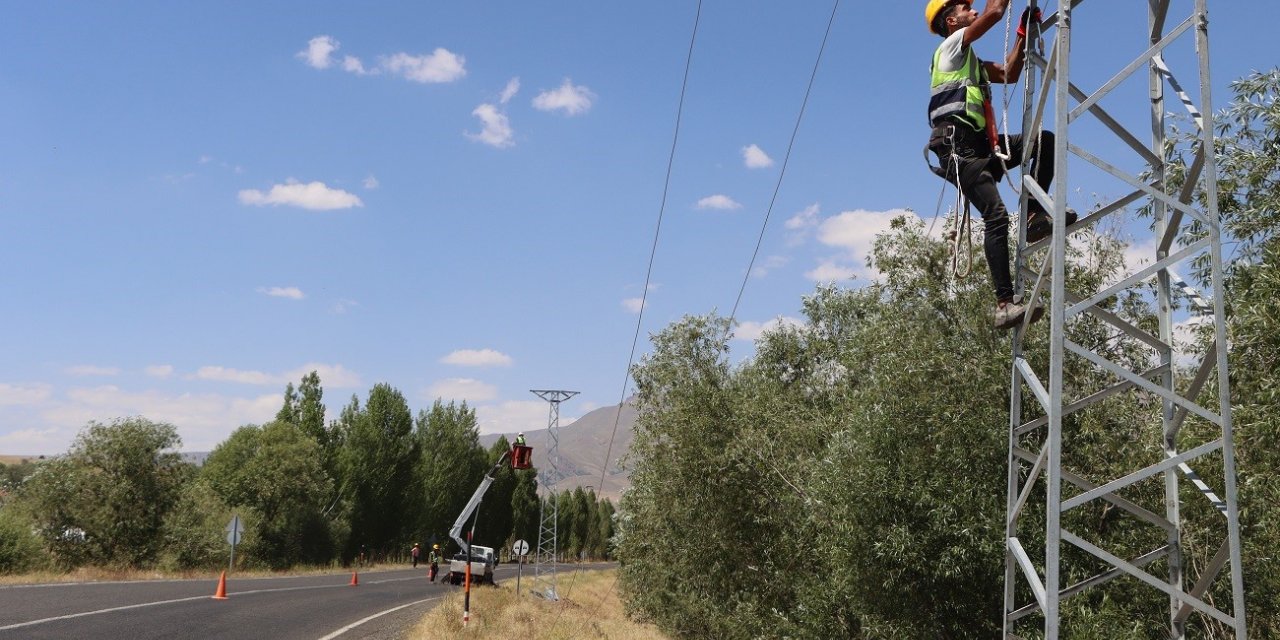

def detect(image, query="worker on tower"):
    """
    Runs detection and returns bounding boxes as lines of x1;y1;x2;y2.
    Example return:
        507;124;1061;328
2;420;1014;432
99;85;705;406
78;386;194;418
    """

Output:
924;0;1077;329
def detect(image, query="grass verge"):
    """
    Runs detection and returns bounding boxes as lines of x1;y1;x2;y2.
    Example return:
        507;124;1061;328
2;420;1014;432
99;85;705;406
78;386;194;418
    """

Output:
406;568;667;640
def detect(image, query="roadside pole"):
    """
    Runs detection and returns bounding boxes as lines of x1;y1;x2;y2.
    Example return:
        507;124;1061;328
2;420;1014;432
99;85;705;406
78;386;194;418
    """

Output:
463;530;472;626
513;539;529;596
225;514;243;571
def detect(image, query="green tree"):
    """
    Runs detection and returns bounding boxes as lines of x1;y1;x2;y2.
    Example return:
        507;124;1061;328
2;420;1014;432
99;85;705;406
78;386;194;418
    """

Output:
203;421;337;568
0;506;45;574
276;382;298;425
617;215;1175;638
158;480;237;571
18;418;187;568
339;384;418;558
416;400;488;552
1160;67;1280;637
0;459;39;494
509;467;540;555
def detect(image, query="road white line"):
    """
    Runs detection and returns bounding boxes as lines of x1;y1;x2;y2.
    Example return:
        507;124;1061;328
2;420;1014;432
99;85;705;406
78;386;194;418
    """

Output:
0;595;211;631
315;596;441;640
0;580;397;631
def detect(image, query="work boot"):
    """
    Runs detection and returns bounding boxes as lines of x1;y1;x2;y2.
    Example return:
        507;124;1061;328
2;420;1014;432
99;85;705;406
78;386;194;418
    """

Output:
1025;208;1079;243
994;299;1045;330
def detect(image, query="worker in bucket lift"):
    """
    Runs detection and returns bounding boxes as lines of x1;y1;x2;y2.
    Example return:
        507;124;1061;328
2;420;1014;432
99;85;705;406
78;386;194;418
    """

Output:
924;0;1077;330
429;544;441;582
514;432;526;447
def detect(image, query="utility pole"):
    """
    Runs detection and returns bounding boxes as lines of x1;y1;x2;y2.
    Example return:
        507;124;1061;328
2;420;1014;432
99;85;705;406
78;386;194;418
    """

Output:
1004;2;1246;637
530;389;578;601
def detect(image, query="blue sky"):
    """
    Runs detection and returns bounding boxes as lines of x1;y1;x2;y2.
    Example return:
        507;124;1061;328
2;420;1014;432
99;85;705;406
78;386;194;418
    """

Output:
0;2;1268;453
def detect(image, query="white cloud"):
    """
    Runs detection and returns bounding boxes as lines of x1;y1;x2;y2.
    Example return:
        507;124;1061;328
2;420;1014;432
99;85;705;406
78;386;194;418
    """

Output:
734;316;804;342
380;49;466;83
499;77;520;104
785;203;820;231
532;79;596;115
194;366;276;385
257;286;305;300
742;144;774;169
750;255;790;278
622;297;646;313
65;365;121;377
298;35;340;70
331;299;358;314
0;383;52;406
805;260;859;282
426;378;499;403
474;400;549;435
0;426;67;453
441;349;514;367
342;55;368;75
39;386;282;451
363;175;379;189
145;365;174;378
696;194;742;211
812;208;919;278
239;180;363;211
466;104;515;148
192;363;361;388
287;363;362;388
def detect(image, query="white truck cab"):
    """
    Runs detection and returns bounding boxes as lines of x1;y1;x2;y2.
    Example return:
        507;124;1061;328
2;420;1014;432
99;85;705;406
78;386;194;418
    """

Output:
448;544;495;585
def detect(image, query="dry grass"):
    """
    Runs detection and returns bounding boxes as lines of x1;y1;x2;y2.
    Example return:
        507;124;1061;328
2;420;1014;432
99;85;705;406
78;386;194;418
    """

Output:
406;568;667;640
0;455;43;465
0;563;404;586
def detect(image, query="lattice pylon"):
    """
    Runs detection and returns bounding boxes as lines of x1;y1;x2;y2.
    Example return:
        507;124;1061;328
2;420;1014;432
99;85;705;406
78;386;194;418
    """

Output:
1003;2;1246;638
530;389;578;601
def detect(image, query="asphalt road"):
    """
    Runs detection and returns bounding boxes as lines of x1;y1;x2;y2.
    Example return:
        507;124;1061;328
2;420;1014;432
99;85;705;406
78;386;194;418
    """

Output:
0;561;601;639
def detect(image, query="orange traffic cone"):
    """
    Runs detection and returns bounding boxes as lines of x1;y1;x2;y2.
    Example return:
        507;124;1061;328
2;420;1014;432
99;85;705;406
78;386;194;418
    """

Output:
350;570;359;586
212;570;229;600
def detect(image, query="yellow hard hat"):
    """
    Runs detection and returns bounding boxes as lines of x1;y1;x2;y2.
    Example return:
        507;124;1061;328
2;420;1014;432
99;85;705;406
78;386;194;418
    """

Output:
433;544;439;549
925;0;972;35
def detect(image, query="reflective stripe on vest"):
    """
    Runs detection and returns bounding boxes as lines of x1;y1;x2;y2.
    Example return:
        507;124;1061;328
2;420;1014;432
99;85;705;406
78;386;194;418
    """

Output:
928;41;988;130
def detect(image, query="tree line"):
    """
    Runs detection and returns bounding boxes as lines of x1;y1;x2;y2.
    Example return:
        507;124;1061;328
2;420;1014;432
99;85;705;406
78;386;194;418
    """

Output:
614;70;1280;639
0;376;614;573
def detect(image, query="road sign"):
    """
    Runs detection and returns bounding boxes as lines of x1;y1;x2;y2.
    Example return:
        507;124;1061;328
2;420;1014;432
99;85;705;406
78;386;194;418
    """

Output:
512;539;529;556
225;515;244;545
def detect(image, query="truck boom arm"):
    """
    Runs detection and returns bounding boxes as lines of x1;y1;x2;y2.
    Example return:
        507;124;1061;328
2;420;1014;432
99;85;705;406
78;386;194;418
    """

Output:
448;450;511;554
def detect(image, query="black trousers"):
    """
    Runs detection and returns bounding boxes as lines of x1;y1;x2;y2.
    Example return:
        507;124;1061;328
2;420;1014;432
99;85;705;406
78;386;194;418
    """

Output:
930;123;1056;302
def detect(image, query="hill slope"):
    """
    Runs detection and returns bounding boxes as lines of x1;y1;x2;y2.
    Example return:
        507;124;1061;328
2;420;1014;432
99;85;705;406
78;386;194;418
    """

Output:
480;401;636;501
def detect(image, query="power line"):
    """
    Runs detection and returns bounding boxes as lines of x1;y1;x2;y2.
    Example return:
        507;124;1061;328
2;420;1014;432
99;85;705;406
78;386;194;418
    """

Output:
544;1;704;630
596;0;703;501
725;0;840;331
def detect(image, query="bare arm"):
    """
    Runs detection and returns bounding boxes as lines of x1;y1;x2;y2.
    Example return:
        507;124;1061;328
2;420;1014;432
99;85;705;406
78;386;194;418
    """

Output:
961;0;1011;46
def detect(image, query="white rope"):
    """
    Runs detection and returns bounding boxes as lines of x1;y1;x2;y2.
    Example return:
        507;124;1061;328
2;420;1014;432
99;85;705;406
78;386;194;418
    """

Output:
949;150;974;279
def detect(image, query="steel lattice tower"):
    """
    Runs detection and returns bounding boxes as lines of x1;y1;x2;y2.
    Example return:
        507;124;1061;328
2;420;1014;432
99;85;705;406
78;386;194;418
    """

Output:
1004;1;1246;637
530;389;578;601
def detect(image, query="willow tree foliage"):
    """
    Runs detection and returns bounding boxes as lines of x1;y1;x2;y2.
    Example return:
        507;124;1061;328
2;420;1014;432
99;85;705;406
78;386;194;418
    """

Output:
617;208;1279;638
18;418;187;568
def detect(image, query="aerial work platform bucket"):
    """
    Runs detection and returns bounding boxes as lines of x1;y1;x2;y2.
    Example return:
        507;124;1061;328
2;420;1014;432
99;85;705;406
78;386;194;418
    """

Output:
511;444;533;469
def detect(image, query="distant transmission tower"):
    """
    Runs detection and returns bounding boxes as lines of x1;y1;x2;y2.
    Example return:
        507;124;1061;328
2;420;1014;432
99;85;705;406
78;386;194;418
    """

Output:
530;389;578;601
1005;1;1245;638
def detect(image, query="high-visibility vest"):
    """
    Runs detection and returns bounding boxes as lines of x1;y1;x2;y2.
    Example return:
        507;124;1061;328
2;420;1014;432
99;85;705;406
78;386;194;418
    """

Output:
928;39;990;131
